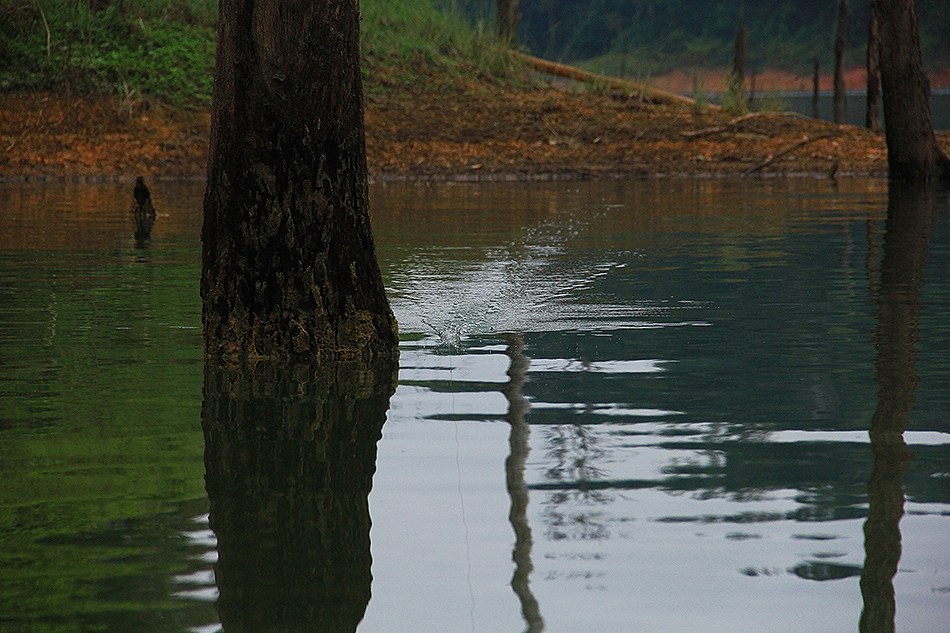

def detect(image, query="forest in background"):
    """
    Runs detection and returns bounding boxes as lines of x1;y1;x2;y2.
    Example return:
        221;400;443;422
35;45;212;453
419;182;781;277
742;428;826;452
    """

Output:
1;0;948;107
451;0;950;77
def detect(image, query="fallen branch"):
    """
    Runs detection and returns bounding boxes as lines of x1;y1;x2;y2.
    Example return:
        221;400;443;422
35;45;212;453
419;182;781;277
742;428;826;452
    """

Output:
680;112;805;138
742;132;836;176
516;52;713;110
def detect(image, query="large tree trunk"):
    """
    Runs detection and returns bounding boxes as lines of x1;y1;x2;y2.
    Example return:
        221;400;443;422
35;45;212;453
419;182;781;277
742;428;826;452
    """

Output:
201;0;398;361
872;0;950;181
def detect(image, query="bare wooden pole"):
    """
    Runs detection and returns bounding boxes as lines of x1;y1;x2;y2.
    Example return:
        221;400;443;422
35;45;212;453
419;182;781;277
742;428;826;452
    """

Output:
866;3;881;129
834;0;849;123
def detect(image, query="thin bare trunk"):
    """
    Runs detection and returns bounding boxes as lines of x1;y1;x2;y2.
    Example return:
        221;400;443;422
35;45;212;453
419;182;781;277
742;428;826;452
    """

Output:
866;3;881;128
731;21;748;109
833;0;848;124
498;0;520;45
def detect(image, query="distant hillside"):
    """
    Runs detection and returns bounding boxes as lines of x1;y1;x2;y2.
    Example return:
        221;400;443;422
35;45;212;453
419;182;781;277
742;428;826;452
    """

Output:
0;0;521;105
452;0;949;76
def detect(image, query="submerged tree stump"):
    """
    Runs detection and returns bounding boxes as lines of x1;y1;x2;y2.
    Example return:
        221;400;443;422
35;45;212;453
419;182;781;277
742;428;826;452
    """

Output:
131;176;156;244
201;0;398;361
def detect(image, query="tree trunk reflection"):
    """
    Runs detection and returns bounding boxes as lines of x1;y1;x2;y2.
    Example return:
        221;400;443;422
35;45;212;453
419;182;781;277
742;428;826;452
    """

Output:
502;333;545;632
201;359;396;633
860;184;939;632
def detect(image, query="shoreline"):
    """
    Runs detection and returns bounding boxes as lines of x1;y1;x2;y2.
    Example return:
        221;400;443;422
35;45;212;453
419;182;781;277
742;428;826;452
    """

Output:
1;87;946;184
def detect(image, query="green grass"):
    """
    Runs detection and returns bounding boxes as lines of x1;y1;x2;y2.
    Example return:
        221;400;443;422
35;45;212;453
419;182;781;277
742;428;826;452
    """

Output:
0;0;522;106
0;1;217;106
361;0;524;95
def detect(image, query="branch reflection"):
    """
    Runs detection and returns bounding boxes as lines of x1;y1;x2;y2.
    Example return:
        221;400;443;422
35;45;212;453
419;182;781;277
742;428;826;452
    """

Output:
860;184;940;633
502;333;545;632
201;359;396;633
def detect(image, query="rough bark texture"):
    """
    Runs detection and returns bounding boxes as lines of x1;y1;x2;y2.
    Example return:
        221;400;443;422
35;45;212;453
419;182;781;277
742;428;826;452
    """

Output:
833;0;848;124
866;4;881;129
202;358;395;632
201;0;398;361
872;0;950;181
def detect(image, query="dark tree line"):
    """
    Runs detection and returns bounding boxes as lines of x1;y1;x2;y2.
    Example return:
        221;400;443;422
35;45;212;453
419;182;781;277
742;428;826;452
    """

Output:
506;0;949;71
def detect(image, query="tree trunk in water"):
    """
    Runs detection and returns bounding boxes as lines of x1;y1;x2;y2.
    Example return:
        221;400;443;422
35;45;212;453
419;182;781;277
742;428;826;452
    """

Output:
498;0;520;45
872;0;950;181
201;0;398;361
833;0;848;124
866;3;881;129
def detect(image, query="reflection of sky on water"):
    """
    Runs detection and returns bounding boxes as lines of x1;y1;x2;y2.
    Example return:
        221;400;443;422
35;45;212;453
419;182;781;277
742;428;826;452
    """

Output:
2;179;949;633
364;179;950;633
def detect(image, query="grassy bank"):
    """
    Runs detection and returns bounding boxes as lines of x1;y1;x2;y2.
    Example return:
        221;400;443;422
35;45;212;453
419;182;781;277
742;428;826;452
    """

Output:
0;1;217;105
0;0;521;106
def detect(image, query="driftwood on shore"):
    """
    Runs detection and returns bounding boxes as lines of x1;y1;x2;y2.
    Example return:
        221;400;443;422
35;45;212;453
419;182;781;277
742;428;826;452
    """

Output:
680;111;808;139
517;53;712;110
742;132;836;176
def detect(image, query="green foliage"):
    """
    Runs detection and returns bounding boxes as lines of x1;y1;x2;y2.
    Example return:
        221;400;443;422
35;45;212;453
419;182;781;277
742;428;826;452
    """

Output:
361;0;524;95
691;71;709;114
0;0;524;104
0;0;216;105
721;70;748;115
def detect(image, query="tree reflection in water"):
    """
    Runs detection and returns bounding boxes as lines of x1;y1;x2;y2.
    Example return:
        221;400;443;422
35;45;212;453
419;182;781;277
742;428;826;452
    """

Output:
201;359;396;633
536;358;611;543
860;184;942;633
502;333;545;632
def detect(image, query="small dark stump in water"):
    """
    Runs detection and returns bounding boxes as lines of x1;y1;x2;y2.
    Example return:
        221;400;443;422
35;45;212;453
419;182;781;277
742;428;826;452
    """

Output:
132;176;157;245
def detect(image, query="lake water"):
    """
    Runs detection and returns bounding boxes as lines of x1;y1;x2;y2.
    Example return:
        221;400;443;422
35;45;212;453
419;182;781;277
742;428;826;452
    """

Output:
779;91;950;130
1;178;949;633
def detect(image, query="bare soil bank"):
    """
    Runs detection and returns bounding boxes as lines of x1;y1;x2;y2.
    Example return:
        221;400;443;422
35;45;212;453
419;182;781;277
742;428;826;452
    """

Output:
1;82;948;182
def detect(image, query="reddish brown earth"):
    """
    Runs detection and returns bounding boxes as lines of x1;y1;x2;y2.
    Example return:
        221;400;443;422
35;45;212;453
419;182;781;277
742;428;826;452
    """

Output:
1;80;948;182
649;66;950;94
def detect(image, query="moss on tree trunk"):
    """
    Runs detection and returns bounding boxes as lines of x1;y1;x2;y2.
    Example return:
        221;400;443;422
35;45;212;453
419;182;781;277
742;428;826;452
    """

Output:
201;0;398;361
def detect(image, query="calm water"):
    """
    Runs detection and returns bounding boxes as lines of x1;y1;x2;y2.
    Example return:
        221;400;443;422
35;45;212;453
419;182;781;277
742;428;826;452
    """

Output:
780;91;950;130
1;178;948;633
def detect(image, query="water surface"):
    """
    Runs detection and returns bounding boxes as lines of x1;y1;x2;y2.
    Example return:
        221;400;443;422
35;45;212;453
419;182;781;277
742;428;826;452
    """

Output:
1;178;948;632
